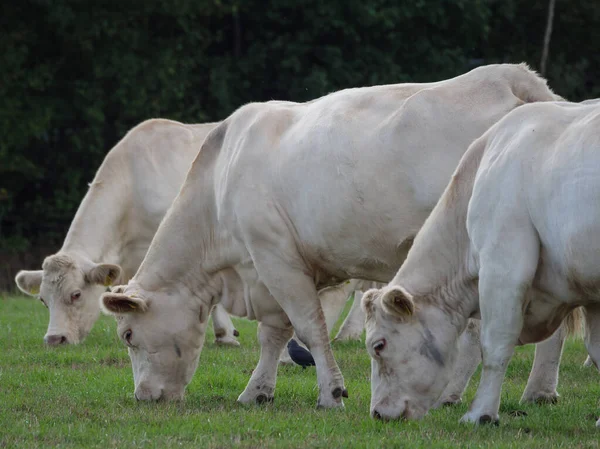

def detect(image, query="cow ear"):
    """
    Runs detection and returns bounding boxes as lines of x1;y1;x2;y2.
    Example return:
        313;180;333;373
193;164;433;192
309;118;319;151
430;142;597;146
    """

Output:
87;264;122;286
109;284;127;294
381;286;414;318
361;288;380;318
101;292;148;315
15;270;43;296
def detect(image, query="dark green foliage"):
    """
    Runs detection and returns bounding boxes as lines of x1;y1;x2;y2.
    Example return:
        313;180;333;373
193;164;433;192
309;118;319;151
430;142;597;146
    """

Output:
1;0;598;250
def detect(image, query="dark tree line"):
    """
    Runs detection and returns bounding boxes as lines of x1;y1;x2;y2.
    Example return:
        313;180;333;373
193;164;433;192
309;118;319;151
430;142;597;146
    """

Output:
1;0;599;251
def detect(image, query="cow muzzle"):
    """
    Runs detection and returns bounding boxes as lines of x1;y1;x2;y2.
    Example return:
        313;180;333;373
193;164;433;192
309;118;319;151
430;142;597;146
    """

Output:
134;382;184;402
371;398;422;421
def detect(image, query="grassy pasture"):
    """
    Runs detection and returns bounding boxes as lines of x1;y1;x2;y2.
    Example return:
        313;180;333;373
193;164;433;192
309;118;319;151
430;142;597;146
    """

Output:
1;294;598;448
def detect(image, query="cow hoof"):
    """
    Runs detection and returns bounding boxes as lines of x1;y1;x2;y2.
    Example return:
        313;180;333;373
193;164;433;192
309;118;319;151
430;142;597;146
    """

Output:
237;389;274;405
331;387;348;399
441;394;463;407
583;356;595;368
316;401;344;409
521;391;559;405
215;336;241;347
255;394;274;404
316;394;344;409
460;411;499;425
478;415;500;426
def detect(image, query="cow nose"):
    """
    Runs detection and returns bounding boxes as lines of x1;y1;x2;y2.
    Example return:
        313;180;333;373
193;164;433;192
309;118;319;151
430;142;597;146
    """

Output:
134;384;164;401
44;334;67;346
372;409;383;420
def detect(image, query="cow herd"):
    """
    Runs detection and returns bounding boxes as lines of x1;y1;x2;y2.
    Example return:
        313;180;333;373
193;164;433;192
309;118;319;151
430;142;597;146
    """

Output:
14;63;600;427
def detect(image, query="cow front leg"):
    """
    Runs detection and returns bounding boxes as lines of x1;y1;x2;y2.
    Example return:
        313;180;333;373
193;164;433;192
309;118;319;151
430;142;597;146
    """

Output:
280;291;347;408
238;322;293;404
436;319;482;407
211;303;240;347
250;254;346;408
280;282;354;366
520;323;566;404
240;209;348;408
461;251;536;425
583;304;600;427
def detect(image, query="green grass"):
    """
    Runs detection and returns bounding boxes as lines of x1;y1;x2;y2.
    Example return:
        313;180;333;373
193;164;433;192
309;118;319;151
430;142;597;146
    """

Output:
1;295;598;449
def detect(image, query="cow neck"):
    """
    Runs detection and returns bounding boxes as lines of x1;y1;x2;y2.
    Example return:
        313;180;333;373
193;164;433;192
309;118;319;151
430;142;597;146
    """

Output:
133;129;236;304
61;153;130;265
390;137;487;332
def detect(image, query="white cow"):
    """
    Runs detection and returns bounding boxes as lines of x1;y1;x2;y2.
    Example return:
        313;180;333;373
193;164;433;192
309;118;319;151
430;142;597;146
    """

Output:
15;119;239;347
362;100;600;426
100;64;562;408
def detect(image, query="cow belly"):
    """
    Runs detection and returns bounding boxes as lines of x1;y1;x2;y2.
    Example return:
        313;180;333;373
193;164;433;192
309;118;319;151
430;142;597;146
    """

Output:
519;301;574;345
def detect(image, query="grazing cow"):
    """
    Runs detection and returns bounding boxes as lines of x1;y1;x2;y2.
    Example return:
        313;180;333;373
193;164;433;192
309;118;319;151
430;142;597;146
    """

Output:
362;100;600;426
101;64;562;408
15;119;239;347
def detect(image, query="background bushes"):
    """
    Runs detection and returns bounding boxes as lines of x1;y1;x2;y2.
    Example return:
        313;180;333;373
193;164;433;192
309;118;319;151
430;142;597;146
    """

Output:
1;0;598;253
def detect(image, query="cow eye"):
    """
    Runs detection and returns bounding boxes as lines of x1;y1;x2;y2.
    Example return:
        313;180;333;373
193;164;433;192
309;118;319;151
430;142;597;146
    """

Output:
71;291;82;301
373;339;386;355
39;297;48;308
123;329;133;346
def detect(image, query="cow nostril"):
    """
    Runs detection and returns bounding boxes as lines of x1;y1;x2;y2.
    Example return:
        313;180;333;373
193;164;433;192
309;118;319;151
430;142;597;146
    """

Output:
59;336;67;345
372;410;383;420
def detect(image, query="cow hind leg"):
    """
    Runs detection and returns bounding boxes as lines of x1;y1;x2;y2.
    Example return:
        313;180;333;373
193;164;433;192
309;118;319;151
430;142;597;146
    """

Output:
238;323;293;404
249;251;346;408
436;319;482;407
320;283;356;337
520;323;566;404
334;291;366;341
583;304;600;427
461;274;529;425
211;303;240;347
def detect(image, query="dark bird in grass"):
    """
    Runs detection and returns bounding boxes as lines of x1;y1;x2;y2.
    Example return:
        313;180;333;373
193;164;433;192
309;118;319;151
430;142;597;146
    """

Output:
287;339;315;369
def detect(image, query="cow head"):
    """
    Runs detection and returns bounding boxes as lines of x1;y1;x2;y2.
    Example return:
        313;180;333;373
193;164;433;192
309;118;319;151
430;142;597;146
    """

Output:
15;253;121;345
101;282;210;401
362;285;460;420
